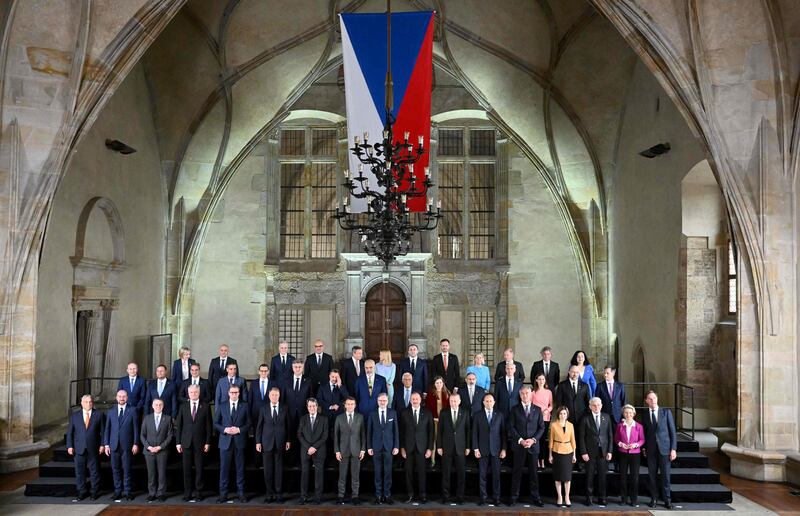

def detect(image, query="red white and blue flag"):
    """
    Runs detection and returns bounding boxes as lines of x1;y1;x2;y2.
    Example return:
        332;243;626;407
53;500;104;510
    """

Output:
340;10;435;212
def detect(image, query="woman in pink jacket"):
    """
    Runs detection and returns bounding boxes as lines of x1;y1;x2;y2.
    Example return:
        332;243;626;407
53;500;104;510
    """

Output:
615;404;646;507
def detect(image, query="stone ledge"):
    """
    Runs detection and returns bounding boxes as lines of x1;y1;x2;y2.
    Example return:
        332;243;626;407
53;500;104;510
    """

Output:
0;440;50;473
721;443;786;482
786;453;800;487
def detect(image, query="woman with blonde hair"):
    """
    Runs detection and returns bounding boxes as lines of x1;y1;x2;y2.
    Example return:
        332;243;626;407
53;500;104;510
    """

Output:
549;405;577;507
615;404;645;507
375;349;397;404
465;352;490;391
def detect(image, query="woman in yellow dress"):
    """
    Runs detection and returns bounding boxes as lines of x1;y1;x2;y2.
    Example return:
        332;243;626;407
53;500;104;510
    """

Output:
549;405;577;508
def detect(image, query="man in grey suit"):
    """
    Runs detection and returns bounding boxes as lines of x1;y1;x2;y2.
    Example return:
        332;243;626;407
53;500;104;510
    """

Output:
334;397;366;505
141;398;173;502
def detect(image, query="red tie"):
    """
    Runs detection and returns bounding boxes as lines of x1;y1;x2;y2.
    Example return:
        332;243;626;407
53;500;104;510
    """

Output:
443;354;448;370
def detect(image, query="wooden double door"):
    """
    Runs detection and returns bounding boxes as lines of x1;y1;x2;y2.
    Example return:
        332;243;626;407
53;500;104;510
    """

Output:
364;282;406;360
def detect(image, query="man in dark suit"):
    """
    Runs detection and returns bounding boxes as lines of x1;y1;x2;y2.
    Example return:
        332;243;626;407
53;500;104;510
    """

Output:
250;363;278;423
495;362;522;417
117;362;146;414
317;369;348;418
175;383;212;501
179;363;212;404
436;393;470;504
431;338;460;392
215;362;248;406
103;389;139;501
397;344;428;395
304;339;333;395
472;392;506;506
66;394;104;501
340;345;365;396
530;346;560;390
367;393;399;505
596;366;626;424
394;372;414;413
141;398;173;502
297;398;328;505
578;397;615;507
214;384;250;503
555;366;591;424
460;372;486;415
145;364;178;417
642;391;677;509
355;359;388;417
171;346;197;387
283;359;310;465
400;392;434;504
508;386;545;506
334;397;366;505
255;387;290;503
494;347;525;383
269;341;295;386
208;344;238;391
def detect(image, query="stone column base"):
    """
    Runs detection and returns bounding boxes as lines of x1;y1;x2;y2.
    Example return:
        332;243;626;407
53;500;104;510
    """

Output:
0;440;50;473
721;443;786;482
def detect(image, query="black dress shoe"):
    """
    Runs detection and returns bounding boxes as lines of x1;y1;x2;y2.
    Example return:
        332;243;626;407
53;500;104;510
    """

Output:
90;494;99;501
182;495;192;502
532;498;544;507
352;497;361;505
146;495;156;502
112;492;121;501
383;497;394;504
455;497;464;505
405;496;415;504
442;496;450;504
586;498;594;506
275;495;284;503
238;495;248;503
509;497;517;506
493;498;501;506
372;497;383;504
298;497;308;505
312;498;321;505
419;496;427;504
665;500;673;509
159;496;167;502
216;497;226;504
76;493;88;501
478;498;486;505
649;498;657;508
599;499;607;507
126;495;135;501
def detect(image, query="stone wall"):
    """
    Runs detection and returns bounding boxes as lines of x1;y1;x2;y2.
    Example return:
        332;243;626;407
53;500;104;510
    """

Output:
35;63;166;428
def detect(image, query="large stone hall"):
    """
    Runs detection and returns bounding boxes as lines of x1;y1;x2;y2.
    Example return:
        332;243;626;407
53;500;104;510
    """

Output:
0;0;799;513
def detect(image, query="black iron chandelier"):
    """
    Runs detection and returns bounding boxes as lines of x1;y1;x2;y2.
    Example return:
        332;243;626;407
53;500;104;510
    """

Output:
333;0;441;266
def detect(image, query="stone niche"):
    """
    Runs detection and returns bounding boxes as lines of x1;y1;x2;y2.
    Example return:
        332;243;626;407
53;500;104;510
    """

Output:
341;253;430;355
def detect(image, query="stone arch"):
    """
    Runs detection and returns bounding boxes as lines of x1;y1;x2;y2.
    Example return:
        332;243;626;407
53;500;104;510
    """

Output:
360;275;411;303
73;197;126;266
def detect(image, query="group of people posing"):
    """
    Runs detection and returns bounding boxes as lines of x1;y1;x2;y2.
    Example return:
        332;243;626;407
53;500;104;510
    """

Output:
66;340;678;509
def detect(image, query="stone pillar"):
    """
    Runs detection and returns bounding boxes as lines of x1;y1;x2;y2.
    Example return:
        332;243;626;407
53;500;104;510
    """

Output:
344;269;363;351
408;268;427;350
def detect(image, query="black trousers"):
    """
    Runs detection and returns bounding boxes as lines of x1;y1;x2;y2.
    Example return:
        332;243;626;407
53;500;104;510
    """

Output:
181;445;205;496
404;450;427;498
647;452;671;501
441;451;466;499
262;448;284;496
300;448;325;499
478;454;501;500
618;453;641;502
511;445;540;500
74;451;100;495
585;453;608;500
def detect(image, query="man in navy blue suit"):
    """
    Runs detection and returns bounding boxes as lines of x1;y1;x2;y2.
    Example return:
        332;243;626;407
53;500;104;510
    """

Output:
398;344;428;395
642;391;677;510
171;346;197;387
103;389;140;501
250;363;278;423
367;393;399;505
207;344;238;391
67;394;104;500
270;341;295;386
460;372;486;416
214;384;250;503
255;387;290;503
495;362;522;417
596;366;626;424
145;364;178;417
472;392;506;506
393;373;414;413
508;386;545;506
215;362;248;406
355;359;387;417
117;362;146;414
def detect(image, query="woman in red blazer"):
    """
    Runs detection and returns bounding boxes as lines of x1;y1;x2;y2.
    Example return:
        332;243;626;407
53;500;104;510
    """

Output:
615;404;646;507
425;376;450;418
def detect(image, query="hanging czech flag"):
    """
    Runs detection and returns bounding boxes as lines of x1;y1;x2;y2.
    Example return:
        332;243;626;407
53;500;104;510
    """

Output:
339;10;435;212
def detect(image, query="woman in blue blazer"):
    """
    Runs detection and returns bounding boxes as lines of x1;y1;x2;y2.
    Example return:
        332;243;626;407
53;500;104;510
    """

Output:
570;350;596;397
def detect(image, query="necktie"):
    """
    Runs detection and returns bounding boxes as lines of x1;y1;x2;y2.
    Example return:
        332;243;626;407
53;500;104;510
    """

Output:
508;378;512;393
317;354;321;366
525;405;530;418
231;403;237;417
331;383;335;393
443;354;448;370
192;378;197;386
405;388;410;406
158;380;164;396
414;409;418;425
155;415;160;430
411;358;416;373
118;406;124;420
221;358;225;370
130;377;134;391
282;356;286;367
272;406;278;420
191;403;197;421
453;409;457;423
573;381;577;395
295;378;300;393
469;387;474;403
368;376;373;396
261;380;266;398
609;382;614;398
229;377;234;386
348;413;353;426
380;411;385;426
310;415;315;429
545;363;549;377
355;360;360;376
84;411;90;429
595;414;600;431
487;411;492;424
651;409;657;426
